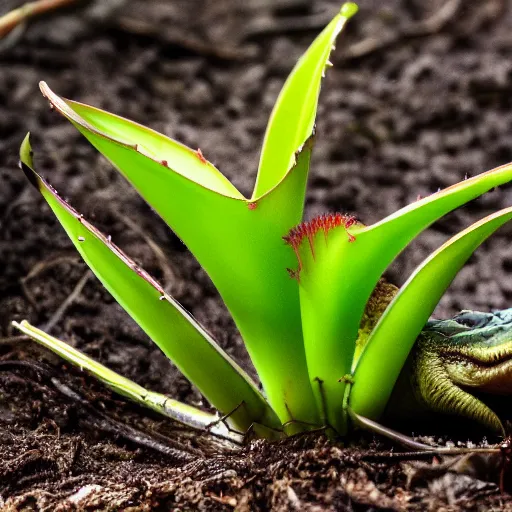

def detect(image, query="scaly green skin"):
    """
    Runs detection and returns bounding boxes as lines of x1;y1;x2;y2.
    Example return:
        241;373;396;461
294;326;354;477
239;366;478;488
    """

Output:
386;309;512;434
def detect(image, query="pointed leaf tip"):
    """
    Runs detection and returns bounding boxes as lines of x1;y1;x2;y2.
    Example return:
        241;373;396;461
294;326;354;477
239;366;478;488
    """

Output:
38;81;245;199
252;6;355;199
20;132;33;166
19;133;40;190
340;2;358;19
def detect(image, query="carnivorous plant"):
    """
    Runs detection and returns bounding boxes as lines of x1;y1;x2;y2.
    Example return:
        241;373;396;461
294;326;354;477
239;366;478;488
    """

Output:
13;3;512;442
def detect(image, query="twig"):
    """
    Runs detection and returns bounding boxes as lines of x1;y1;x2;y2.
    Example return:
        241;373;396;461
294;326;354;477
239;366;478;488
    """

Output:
23;255;80;282
0;360;198;461
110;210;178;293
42;269;92;332
50;376;198;461
206;401;246;434
113;16;257;61
0;334;29;344
21;255;80;311
242;10;334;40
3;256;85;344
341;0;461;60
350;409;502;454
361;448;500;461
0;0;81;39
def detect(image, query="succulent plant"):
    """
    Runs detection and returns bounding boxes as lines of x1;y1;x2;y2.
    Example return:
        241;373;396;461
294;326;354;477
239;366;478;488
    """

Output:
14;3;512;441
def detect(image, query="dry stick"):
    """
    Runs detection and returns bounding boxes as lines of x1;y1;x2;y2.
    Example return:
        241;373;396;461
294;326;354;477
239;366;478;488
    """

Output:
242;10;334;39
361;438;512;495
0;360;198;460
50;376;198;461
350;410;502;456
23;255;80;282
362;448;500;462
113;16;256;61
42;269;92;333
341;0;461;60
110;210;178;293
0;0;81;38
0;256;83;344
0;334;28;344
1;268;90;343
21;255;80;311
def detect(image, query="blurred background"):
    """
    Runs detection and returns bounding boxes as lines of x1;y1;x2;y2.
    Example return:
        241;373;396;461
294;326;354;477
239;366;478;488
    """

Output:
0;0;510;402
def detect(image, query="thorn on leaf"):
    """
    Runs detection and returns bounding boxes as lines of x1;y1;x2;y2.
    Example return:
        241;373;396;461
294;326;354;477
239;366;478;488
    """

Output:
196;148;207;164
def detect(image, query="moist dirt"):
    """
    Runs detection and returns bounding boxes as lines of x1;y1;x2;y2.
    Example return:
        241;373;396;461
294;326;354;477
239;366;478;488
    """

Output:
1;0;512;509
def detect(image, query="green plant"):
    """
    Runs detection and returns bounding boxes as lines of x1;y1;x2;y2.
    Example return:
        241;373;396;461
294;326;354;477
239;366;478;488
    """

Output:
13;3;512;441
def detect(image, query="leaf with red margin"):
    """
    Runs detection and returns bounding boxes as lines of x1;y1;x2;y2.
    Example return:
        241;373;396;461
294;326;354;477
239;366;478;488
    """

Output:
19;133;279;433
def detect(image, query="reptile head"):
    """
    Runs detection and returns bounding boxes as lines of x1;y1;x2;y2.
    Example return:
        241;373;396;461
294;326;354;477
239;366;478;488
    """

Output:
405;309;512;435
438;314;512;395
359;283;512;435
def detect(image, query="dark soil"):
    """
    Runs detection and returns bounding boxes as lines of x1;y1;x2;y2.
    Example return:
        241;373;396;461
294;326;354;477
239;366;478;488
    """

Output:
1;0;512;509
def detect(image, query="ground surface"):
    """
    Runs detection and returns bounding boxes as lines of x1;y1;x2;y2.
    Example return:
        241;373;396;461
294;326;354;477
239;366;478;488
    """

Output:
1;0;512;509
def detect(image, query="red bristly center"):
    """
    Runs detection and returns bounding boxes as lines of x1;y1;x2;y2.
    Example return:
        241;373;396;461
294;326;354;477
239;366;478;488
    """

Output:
283;213;357;280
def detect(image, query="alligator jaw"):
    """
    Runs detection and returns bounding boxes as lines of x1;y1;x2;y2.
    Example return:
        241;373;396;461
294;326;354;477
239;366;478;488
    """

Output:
383;310;512;435
444;350;512;394
409;322;512;435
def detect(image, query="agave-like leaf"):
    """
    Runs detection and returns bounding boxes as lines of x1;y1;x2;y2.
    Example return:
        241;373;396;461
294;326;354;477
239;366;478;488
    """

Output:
35;6;359;426
349;206;512;421
19;134;279;432
32;87;319;427
12;320;244;441
252;2;358;199
291;163;512;433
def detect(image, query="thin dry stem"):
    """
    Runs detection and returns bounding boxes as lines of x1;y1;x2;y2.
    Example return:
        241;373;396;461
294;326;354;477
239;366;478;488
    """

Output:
0;0;80;38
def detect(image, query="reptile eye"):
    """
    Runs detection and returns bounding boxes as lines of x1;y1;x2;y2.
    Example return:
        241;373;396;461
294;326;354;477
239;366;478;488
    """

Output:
454;311;494;329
